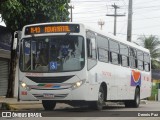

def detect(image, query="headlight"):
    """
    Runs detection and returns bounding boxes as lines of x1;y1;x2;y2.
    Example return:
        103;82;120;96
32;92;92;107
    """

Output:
76;81;82;87
20;81;31;91
72;80;85;90
21;82;27;88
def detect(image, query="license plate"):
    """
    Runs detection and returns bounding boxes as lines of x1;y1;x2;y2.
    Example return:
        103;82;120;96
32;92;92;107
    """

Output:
43;93;54;98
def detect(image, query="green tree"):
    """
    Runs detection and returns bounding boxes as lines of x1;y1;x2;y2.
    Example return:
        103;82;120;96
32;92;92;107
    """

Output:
0;0;70;31
0;0;70;97
137;35;160;69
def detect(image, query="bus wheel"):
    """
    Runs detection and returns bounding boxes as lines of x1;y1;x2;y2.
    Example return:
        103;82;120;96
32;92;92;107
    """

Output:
42;100;56;111
124;101;132;108
125;88;140;108
132;87;140;108
89;86;105;110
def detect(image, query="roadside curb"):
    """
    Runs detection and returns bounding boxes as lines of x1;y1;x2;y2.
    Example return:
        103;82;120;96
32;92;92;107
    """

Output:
0;102;43;110
0;102;17;110
140;100;147;104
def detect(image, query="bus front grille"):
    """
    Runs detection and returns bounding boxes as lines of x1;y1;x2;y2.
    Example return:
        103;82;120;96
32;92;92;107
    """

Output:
27;75;74;83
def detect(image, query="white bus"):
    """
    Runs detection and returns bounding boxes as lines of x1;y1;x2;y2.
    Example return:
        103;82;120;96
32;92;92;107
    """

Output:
18;22;151;110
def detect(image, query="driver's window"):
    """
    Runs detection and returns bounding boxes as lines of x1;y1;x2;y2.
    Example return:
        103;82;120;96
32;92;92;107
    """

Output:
24;40;31;70
30;41;36;70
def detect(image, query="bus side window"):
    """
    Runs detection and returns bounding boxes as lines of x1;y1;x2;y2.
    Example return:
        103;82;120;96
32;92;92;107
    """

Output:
144;53;150;72
109;40;119;65
137;50;144;70
129;47;137;68
97;35;109;63
120;44;129;67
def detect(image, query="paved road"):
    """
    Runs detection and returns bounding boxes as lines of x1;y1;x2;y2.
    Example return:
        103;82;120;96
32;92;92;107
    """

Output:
1;101;160;120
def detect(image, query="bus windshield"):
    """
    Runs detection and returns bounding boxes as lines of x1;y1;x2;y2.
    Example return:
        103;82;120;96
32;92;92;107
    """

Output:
20;35;85;72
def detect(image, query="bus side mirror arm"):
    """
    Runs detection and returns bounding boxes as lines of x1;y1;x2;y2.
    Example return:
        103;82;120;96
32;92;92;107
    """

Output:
13;38;17;50
13;31;22;50
13;32;18;50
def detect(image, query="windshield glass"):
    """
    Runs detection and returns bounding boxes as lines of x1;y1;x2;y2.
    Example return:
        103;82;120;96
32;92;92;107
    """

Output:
20;35;85;72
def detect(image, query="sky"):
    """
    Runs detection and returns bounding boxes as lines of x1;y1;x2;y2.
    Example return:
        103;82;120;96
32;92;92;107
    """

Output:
1;0;160;42
70;0;160;42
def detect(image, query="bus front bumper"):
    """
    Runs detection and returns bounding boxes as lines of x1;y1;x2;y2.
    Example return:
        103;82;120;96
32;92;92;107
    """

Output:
19;83;99;101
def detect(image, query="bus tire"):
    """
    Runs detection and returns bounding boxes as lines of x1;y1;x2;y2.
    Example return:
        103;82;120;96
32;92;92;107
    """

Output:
89;86;105;110
125;87;140;108
42;100;56;111
132;87;140;108
124;101;132;108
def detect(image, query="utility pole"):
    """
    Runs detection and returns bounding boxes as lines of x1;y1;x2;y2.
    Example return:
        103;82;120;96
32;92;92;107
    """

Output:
127;0;133;42
98;19;105;30
106;3;125;36
69;5;74;22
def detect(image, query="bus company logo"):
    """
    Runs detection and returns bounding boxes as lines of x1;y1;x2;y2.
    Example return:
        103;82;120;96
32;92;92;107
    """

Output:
131;70;141;86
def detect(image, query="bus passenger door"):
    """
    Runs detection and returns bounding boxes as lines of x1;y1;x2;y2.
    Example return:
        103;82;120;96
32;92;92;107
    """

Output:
87;31;97;84
86;31;99;100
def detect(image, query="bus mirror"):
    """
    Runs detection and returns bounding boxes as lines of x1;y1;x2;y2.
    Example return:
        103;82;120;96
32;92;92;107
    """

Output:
13;31;21;50
13;32;18;50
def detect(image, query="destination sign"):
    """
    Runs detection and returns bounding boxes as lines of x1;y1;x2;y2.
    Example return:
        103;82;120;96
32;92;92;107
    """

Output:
24;24;80;35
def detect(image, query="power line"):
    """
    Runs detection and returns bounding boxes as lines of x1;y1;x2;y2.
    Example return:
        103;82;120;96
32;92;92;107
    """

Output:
118;22;127;36
134;8;160;14
72;0;160;37
134;5;160;10
73;9;108;14
73;14;106;19
122;0;127;6
73;5;160;15
134;16;160;21
72;0;109;2
133;0;159;5
116;32;160;37
74;5;105;9
133;24;160;30
74;13;160;22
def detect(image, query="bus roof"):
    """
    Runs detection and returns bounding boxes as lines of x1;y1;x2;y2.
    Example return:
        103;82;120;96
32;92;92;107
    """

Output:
23;22;81;27
85;24;150;53
23;22;149;53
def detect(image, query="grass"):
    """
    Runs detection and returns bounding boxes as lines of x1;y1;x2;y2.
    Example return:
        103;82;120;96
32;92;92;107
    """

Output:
148;83;158;101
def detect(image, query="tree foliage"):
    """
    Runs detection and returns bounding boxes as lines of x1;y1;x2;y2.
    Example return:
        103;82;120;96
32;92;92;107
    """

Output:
137;35;160;69
0;0;70;31
0;0;70;97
